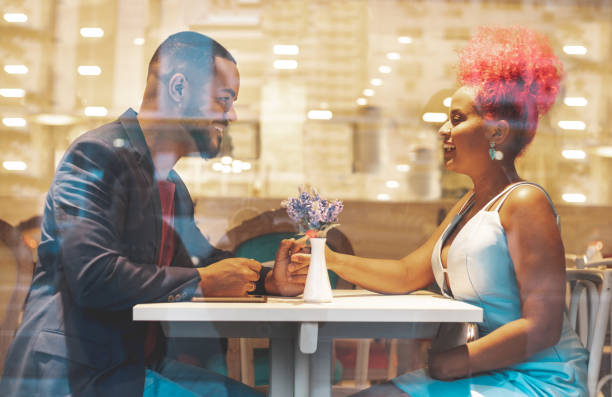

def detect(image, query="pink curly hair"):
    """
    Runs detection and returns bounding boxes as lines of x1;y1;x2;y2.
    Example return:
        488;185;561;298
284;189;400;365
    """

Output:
457;26;564;156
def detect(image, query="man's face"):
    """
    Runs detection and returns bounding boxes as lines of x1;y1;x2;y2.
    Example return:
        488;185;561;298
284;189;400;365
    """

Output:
181;56;239;159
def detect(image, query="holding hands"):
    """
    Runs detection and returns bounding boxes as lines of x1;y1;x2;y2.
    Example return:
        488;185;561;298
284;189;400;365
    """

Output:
265;236;310;296
198;257;262;297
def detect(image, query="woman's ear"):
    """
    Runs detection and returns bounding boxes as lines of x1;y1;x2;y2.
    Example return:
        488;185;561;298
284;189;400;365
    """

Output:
490;119;510;144
168;73;187;104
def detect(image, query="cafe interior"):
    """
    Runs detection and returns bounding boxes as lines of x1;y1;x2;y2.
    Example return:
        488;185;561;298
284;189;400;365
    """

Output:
1;0;611;396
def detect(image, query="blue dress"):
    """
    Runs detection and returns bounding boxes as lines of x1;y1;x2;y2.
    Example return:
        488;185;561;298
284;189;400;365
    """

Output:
392;182;588;396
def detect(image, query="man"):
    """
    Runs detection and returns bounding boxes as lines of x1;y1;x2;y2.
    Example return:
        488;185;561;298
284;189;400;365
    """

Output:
0;31;304;397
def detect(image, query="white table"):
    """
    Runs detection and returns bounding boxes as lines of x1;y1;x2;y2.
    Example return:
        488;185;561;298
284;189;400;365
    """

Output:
133;290;482;397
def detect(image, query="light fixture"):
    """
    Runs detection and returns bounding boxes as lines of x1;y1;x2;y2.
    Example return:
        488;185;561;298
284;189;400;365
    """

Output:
396;164;411;172
3;13;27;23
80;27;104;38
221;165;232;173
2;117;26;127
2;161;27;171
356;98;367;106
273;59;298;70
422;112;447;123
386;180;399;189
562;193;586;203
307;110;333;120
443;97;452;107
84;106;108;117
78;65;102;76
558;121;586;130
564;97;588;107
594;146;612;158
562;149;586;160
370;78;382;86
0;88;25;98
4;65;28;74
221;156;233;164
563;45;587;55
386;52;400;60
363;89;374;97
378;65;391;74
133;38;145;46
212;162;223;171
377;193;390;201
273;44;299;55
241;161;251;170
398;36;413;44
35;114;76;126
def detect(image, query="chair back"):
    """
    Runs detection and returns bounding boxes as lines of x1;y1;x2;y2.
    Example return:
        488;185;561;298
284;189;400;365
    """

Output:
0;219;34;375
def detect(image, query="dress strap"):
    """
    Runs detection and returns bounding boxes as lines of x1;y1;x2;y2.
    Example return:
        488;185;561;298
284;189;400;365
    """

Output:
492;182;561;229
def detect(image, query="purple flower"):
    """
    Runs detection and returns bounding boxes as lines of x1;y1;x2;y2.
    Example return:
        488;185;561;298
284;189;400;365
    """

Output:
282;186;343;236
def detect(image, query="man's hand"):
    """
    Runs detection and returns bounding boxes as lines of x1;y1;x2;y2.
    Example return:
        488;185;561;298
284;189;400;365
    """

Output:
198;258;261;297
265;237;309;296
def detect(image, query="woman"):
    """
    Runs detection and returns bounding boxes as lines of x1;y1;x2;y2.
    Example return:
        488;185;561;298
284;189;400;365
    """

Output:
291;26;588;396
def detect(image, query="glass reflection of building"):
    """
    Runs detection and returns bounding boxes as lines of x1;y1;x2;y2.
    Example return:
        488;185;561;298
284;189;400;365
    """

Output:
1;0;611;215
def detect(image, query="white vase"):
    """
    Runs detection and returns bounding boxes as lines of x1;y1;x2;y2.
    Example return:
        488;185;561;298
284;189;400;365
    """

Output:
303;237;333;303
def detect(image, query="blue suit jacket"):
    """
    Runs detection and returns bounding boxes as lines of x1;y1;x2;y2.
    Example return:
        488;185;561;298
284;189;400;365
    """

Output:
0;109;235;396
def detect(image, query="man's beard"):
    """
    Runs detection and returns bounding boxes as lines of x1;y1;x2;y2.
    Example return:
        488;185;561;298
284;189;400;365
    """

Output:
184;122;220;159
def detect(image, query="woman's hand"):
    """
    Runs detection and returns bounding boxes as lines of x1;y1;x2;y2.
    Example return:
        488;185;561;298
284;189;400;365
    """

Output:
428;344;471;381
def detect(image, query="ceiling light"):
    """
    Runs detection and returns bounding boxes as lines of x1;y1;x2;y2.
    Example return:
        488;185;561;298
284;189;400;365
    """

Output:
562;193;586;203
80;27;104;38
221;156;233;164
2;117;26;127
133;38;145;46
386;180;399;189
443;97;452;107
396;164;411;172
363;89;374;97
212;162;223;171
221;165;232;173
241;161;251;170
563;45;587;55
558;121;586;130
370;78;382;86
84;106;107;117
0;88;25;98
562;149;586;160
356;98;367;106
398;36;412;44
594;146;612;158
273;59;298;70
4;65;28;74
377;193;390;201
307;110;332;120
3;13;27;23
378;65;391;74
386;52;400;60
564;97;588;107
422;112;448;123
35;114;76;126
3;161;27;171
78;65;102;76
273;44;299;55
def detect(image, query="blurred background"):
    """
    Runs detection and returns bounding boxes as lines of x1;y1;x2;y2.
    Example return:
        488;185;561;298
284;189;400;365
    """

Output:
0;0;611;249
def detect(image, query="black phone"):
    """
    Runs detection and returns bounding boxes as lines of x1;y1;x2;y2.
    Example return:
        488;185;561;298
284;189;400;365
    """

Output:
191;295;267;303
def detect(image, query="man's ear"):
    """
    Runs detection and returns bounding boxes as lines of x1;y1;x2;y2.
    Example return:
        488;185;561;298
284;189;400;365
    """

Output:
168;73;187;104
490;119;510;144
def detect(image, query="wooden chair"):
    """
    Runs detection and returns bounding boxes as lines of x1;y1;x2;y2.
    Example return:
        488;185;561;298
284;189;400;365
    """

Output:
220;208;397;391
0;219;34;375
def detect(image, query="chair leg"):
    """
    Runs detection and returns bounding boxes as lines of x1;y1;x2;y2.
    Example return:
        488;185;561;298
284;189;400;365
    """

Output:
240;338;255;387
226;338;241;381
387;339;398;379
355;339;371;389
589;274;612;397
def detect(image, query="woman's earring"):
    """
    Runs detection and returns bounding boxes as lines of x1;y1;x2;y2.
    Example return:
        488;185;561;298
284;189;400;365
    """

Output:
489;142;504;161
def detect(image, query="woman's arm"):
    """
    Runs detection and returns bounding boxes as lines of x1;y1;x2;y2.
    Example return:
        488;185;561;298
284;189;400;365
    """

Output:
290;193;474;294
429;185;565;379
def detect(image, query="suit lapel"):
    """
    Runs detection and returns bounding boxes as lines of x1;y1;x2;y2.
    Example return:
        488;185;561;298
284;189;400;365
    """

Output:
119;109;162;266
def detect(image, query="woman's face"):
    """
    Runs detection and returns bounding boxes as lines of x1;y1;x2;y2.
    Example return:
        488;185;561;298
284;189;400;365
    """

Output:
438;86;492;175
